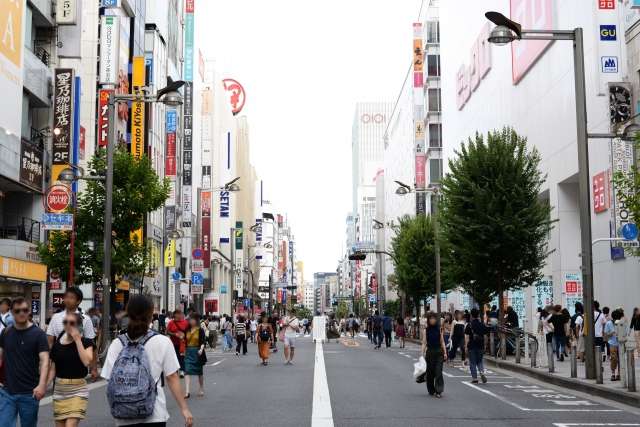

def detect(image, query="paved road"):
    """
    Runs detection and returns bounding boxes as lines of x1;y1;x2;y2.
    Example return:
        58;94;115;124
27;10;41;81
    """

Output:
36;334;640;426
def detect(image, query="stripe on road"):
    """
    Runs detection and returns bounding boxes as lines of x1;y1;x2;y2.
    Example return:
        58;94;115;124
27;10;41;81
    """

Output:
312;340;334;427
207;359;224;367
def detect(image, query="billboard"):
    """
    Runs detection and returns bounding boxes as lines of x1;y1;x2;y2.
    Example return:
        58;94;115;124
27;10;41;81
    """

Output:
201;190;211;266
52;69;74;182
130;57;145;159
510;0;553;84
99;16;119;85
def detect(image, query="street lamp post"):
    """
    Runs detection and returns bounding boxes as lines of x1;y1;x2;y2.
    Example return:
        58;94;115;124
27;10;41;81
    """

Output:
395;181;442;313
484;12;598;378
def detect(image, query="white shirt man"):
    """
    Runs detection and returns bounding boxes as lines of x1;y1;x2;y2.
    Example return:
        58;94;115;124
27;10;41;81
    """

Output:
282;315;300;364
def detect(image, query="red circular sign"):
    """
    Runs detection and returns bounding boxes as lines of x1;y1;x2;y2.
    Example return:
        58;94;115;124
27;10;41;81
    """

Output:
46;185;71;212
222;78;246;115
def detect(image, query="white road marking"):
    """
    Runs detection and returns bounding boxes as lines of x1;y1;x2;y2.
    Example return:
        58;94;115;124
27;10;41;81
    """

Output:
207;359;224;367
312;340;334;427
554;424;640;426
462;381;622;412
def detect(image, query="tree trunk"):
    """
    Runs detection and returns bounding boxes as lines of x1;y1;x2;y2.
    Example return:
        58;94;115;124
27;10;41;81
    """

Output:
498;282;506;359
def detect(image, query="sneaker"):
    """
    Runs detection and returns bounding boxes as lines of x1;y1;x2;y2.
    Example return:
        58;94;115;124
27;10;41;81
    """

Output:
435;393;442;398
481;373;487;384
471;379;479;384
560;355;564;362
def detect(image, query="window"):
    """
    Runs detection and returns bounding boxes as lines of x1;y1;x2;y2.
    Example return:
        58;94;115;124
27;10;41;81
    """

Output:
429;123;442;148
426;21;440;44
429;158;442;184
427;55;440;77
428;88;441;112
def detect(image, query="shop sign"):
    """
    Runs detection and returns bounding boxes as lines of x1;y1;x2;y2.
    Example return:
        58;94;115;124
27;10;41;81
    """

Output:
593;171;610;213
222;79;246;115
56;0;76;25
52;294;64;307
456;23;492;110
42;213;73;231
31;292;40;314
600;25;617;41
510;0;553;84
52;69;74;164
0;256;46;282
599;0;615;9
191;284;203;295
19;141;43;192
99;16;119;84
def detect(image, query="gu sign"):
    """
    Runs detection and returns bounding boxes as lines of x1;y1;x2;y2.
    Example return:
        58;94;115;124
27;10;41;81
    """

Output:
510;0;554;84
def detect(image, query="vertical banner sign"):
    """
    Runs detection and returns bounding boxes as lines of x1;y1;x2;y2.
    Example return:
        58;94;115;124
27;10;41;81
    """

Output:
164;239;176;267
52;69;74;181
201;190;211;267
97;89;112;147
611;137;636;259
182;0;195;228
99;16;119;85
200;88;213;189
165;109;177;205
130;57;145;159
235;222;244;297
130;57;145;244
592;170;610;213
413;23;426;214
510;0;553;84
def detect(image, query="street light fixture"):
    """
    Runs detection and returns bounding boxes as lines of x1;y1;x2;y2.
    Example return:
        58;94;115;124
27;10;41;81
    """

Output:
484;11;597;379
372;219;384;230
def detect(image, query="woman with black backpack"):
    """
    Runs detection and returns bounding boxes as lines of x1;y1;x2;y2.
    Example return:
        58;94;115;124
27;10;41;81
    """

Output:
101;295;193;426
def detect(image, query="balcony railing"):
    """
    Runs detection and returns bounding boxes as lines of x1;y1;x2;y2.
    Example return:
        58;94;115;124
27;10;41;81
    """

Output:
0;215;41;244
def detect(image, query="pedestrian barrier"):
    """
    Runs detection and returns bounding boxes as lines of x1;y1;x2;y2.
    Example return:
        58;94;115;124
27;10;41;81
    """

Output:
627;349;636;392
570;344;577;378
595;347;603;384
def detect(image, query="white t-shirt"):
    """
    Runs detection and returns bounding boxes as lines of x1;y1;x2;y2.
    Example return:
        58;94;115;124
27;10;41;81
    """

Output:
594;311;607;338
101;334;180;426
250;320;257;331
283;316;300;337
575;314;584;332
46;310;96;339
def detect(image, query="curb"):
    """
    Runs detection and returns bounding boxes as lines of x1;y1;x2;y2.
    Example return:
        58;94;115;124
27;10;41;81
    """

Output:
484;357;640;408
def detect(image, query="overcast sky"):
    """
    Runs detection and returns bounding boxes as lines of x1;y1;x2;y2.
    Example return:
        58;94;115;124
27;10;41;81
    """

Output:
194;0;422;277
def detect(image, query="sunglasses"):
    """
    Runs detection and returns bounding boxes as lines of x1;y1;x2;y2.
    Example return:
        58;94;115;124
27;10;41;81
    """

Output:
62;320;77;326
12;308;29;314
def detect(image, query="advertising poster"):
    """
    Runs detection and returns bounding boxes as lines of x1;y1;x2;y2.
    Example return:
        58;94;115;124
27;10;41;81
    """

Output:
564;273;582;315
0;0;25;142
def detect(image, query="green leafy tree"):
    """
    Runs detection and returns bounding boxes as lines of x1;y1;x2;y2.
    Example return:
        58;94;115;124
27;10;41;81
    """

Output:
390;214;453;316
39;147;170;291
612;139;640;256
440;127;553;315
335;301;349;319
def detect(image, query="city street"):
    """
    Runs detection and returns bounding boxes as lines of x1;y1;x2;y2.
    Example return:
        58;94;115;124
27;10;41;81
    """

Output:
36;335;640;427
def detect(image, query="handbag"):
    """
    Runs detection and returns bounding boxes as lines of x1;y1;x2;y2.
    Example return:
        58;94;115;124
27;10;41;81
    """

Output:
198;349;207;365
413;356;427;383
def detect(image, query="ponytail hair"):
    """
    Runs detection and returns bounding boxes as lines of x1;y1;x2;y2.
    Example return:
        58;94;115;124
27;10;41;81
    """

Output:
126;295;154;340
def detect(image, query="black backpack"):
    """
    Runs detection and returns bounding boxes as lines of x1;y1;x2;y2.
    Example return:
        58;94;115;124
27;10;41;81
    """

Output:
259;326;271;341
373;317;382;331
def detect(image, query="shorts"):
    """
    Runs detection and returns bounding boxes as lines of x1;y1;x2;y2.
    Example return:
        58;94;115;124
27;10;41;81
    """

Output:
284;335;296;348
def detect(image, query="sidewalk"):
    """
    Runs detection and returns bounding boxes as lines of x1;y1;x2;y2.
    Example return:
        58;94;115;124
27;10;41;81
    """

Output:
484;349;640;408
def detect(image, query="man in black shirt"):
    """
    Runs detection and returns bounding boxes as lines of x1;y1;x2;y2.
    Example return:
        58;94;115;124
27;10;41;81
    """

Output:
0;297;49;427
465;308;488;384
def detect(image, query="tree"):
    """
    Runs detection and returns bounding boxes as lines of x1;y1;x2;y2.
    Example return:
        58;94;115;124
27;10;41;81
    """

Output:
390;214;453;316
39;147;170;291
440;127;553;315
612;139;640;256
335;301;349;319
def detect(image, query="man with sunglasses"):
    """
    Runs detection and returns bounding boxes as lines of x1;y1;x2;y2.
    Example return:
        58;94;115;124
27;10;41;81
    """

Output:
0;297;49;427
46;288;97;378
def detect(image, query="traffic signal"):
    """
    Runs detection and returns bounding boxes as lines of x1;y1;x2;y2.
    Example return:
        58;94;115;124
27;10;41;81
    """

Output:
348;252;367;261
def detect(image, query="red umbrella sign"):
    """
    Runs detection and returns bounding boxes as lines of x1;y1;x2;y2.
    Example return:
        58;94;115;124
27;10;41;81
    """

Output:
46;185;71;212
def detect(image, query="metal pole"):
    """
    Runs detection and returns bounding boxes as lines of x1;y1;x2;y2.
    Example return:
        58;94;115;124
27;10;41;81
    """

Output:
571;344;578;378
490;331;495;357
627;349;636;392
547;342;555;373
100;95;116;353
595;347;603;384
573;27;596;380
530;338;537;368
433;194;441;314
69;191;76;286
515;334;521;364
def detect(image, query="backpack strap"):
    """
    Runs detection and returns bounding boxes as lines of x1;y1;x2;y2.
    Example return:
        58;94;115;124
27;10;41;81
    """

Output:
138;330;157;346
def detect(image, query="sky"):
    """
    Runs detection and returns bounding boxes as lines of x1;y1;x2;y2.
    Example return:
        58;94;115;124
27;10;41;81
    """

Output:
194;0;422;277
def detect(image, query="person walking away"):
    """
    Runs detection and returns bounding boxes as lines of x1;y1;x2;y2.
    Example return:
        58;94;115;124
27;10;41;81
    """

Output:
270;315;279;352
184;314;206;398
235;315;248;356
47;312;94;426
208;316;219;350
222;315;234;352
442;313;453;358
257;314;274;366
158;309;167;335
395;317;406;349
631;307;640;358
250;316;258;343
302;317;309;335
465;308;488;384
372;311;383;349
282;312;300;365
46;288;97;379
0;298;49;427
166;310;188;378
550;305;567;361
102;295;193;426
571;302;585;362
366;315;373;342
0;298;14;334
382;312;393;348
604;308;623;381
449;311;466;365
421;312;447;397
593;301;608;359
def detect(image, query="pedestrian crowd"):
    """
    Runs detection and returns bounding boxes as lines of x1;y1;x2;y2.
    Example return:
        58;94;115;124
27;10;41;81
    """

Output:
0;287;312;427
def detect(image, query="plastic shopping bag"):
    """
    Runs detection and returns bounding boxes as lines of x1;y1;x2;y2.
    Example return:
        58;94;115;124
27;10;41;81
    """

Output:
413;356;427;383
